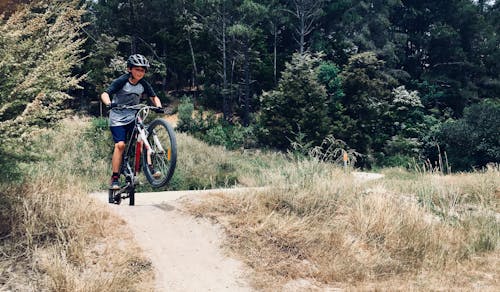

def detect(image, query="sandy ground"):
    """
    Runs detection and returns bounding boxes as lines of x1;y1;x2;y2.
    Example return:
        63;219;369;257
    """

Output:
91;189;254;292
91;173;383;291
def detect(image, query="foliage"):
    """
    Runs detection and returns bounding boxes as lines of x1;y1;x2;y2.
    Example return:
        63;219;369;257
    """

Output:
259;52;330;150
438;100;500;170
177;97;257;149
339;51;399;166
316;61;351;143
379;86;426;165
78;0;499;170
205;122;257;150
176;96;197;133
0;0;87;142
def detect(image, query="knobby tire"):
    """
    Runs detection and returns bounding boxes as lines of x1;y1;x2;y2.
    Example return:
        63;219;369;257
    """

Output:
142;119;177;188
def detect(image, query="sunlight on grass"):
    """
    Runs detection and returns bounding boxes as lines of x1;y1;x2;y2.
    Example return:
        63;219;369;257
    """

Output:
185;157;500;290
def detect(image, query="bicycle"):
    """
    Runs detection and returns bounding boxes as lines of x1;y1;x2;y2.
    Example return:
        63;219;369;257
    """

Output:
108;104;177;205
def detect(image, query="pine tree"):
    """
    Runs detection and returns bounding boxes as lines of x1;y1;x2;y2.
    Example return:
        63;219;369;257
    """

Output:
259;52;329;150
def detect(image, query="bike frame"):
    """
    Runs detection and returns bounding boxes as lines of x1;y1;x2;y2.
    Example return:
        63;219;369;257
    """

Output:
120;106;160;188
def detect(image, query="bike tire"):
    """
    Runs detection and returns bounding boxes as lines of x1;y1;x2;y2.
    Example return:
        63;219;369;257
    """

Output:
109;189;121;204
142;118;177;188
108;189;115;204
129;188;135;206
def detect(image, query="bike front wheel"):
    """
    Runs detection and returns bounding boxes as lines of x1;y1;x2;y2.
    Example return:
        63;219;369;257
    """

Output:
142;119;177;188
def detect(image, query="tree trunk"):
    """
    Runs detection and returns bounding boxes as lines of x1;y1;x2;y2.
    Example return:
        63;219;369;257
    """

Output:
243;38;251;126
187;34;198;94
222;10;231;121
273;23;278;85
299;10;305;55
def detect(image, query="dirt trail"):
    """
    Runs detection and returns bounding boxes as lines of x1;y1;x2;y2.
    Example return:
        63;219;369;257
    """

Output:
92;189;253;292
92;172;383;291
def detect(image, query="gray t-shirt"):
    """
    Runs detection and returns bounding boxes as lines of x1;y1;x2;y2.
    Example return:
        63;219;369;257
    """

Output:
105;74;157;127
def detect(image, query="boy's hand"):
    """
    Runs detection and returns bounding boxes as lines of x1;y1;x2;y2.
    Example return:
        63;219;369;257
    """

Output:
153;107;166;114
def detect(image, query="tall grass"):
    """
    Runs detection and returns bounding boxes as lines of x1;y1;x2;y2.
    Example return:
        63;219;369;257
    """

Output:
167;133;289;190
185;155;500;290
0;117;153;291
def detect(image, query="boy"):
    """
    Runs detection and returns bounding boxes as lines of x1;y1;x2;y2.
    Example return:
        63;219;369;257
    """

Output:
101;54;163;189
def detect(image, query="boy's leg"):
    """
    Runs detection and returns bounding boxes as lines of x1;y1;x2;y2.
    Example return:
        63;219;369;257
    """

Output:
112;141;126;174
109;125;130;189
109;141;125;189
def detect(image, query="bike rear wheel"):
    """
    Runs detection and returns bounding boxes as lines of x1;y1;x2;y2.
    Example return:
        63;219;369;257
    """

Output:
142;119;177;188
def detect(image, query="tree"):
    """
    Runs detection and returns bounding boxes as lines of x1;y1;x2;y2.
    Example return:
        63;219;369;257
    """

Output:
259;53;330;149
396;0;498;117
316;61;352;142
0;0;87;141
178;0;203;92
228;0;267;126
284;0;325;54
382;85;426;165
265;0;287;84
195;0;237;121
438;100;500;170
339;51;399;165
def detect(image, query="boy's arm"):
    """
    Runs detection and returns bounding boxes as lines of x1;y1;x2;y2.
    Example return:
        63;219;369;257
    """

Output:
140;79;161;107
101;74;128;107
101;92;112;106
150;95;162;108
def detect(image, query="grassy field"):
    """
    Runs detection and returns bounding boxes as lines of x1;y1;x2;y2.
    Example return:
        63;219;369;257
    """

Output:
183;149;500;290
0;117;154;291
1;116;498;291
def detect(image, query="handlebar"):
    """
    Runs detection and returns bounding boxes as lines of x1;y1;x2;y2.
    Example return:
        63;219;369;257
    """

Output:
109;103;165;114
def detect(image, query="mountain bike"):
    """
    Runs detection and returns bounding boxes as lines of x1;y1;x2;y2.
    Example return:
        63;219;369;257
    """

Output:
108;104;177;205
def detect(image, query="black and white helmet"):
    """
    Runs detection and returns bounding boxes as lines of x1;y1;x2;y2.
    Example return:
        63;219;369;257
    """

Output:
127;54;150;69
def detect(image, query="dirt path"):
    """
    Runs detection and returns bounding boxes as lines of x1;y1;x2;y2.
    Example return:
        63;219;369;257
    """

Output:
91;189;253;292
91;173;383;291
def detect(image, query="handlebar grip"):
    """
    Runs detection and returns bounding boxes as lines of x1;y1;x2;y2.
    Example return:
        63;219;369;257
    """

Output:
107;102;117;109
153;107;165;114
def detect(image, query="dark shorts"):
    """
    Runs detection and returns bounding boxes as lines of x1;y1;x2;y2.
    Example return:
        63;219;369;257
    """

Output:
110;122;135;143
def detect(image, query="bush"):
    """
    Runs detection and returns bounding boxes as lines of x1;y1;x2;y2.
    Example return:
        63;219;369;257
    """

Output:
438;100;500;170
177;97;258;150
176;97;196;133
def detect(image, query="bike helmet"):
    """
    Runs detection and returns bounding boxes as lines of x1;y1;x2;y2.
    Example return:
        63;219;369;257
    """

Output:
127;54;150;69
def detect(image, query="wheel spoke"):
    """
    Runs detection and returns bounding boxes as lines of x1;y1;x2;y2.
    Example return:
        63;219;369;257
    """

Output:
142;119;177;187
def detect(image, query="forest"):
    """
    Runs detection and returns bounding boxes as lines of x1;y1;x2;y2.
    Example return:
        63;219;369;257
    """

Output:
0;0;499;170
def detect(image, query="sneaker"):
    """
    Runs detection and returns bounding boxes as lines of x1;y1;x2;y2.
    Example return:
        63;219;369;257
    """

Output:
149;165;161;179
110;176;120;190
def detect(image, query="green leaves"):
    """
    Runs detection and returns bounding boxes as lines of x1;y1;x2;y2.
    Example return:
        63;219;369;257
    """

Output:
0;0;86;141
438;100;500;170
260;53;330;150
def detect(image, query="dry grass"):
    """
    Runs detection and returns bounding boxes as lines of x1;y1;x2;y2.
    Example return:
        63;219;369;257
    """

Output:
185;159;500;291
0;116;154;291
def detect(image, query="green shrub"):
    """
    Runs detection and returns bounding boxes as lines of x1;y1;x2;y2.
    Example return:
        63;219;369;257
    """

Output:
438;100;500;170
259;53;330;150
206;124;228;146
177;97;196;133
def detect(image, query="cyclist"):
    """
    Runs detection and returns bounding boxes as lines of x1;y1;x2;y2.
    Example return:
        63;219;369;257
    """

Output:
101;54;163;189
